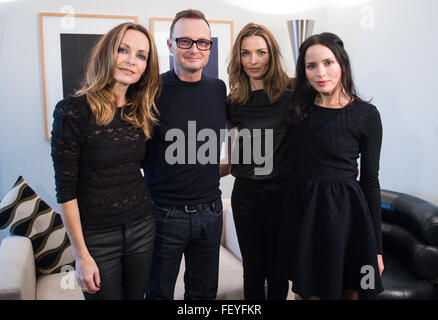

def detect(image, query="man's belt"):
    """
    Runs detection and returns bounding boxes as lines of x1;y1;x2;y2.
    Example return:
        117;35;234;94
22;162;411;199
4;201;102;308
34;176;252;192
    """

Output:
153;200;218;213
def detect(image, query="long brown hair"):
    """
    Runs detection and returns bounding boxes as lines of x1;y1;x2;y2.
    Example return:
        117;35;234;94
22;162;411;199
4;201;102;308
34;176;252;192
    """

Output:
227;23;290;105
75;22;160;139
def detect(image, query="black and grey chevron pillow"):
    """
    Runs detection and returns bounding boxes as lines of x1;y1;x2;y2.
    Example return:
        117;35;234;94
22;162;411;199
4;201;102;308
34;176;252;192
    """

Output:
0;176;74;275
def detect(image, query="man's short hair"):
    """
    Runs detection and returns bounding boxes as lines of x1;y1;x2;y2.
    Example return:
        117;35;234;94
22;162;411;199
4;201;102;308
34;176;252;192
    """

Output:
170;9;211;38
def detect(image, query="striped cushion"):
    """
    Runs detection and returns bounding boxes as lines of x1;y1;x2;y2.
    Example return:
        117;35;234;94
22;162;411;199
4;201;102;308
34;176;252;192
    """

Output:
0;176;74;275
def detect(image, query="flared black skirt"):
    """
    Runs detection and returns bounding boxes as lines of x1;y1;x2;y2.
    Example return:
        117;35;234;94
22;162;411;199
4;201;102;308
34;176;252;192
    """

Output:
277;176;384;299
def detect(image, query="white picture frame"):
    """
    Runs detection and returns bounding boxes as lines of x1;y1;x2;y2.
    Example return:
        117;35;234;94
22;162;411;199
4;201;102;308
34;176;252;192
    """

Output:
39;13;138;140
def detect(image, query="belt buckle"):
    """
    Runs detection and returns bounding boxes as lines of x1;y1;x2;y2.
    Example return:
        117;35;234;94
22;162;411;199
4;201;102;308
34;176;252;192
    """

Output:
185;205;198;213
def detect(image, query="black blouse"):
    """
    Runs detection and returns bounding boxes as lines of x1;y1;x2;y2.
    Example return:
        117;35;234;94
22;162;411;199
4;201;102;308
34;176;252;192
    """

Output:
51;95;154;230
226;90;293;183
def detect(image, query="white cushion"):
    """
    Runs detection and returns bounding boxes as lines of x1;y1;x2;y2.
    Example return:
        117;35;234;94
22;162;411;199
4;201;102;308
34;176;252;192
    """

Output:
36;272;84;300
224;207;242;261
0;236;36;300
174;245;244;300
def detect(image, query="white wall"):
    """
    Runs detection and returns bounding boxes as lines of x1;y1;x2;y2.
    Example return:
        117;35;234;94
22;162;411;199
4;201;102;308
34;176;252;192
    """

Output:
0;0;437;210
319;0;438;204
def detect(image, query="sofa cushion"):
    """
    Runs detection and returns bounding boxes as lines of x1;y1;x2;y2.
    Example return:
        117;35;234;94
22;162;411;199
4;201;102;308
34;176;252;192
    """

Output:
36;271;84;300
221;198;231;246
174;246;244;300
224;207;242;261
382;222;438;280
0;236;36;300
381;190;438;246
0;176;74;275
375;251;435;300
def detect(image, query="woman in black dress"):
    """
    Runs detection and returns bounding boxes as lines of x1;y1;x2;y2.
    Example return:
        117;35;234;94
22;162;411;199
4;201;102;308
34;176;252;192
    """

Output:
278;32;384;299
51;23;160;299
222;23;292;300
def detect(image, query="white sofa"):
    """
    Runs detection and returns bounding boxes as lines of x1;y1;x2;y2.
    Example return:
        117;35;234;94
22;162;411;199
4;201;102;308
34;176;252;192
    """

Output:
0;199;246;300
0;199;294;300
0;234;84;300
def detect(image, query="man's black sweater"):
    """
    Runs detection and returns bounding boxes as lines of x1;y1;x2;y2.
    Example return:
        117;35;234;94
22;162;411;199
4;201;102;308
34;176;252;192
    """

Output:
142;70;227;205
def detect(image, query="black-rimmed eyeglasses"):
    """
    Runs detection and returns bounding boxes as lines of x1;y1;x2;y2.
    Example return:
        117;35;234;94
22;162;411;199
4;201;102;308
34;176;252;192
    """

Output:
172;37;213;51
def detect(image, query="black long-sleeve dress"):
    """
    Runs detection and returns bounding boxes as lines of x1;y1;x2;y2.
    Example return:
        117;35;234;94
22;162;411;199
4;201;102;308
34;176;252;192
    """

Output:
277;100;384;299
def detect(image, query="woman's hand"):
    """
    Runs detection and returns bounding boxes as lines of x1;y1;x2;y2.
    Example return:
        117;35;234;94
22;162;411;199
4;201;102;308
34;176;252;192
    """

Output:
76;255;101;294
377;254;384;276
60;200;101;294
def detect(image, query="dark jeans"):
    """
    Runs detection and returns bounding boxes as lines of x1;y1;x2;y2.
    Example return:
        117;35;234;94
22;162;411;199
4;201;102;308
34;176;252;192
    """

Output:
82;214;155;300
146;198;223;300
231;178;289;300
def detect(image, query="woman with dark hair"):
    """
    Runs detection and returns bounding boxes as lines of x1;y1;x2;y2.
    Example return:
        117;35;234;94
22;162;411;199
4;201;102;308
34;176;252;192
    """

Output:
222;22;292;300
51;22;160;300
278;32;384;300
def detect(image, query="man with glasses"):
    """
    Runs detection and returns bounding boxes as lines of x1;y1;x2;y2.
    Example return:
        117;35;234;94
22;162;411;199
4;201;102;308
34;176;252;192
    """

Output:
142;9;227;300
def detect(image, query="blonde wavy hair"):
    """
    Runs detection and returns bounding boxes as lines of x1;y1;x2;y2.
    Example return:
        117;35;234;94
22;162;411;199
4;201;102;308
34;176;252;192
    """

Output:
227;23;290;105
75;22;160;139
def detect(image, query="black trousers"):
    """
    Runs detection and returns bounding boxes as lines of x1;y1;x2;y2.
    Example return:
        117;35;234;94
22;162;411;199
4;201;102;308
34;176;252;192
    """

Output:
146;198;223;300
231;178;289;300
82;214;155;300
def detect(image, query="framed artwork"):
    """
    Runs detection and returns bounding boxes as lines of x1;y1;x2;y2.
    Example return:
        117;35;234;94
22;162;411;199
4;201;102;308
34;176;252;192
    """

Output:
150;18;234;87
39;13;138;140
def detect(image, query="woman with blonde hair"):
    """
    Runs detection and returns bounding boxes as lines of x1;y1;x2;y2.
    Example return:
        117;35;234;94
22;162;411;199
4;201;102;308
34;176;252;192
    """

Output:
51;22;160;300
222;22;293;300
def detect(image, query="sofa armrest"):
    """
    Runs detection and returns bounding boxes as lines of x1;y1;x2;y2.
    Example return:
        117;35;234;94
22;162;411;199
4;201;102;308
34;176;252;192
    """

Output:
0;236;36;300
381;190;438;245
382;223;438;280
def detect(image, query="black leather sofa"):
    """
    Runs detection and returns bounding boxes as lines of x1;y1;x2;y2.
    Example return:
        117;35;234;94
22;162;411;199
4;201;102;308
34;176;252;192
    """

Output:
375;190;438;299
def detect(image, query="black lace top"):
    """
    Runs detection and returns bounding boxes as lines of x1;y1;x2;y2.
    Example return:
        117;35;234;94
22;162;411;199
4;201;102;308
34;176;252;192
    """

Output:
51;95;154;230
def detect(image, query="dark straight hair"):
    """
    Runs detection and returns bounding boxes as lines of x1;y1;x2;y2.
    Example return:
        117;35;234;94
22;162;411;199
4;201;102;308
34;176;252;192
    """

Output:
290;32;368;124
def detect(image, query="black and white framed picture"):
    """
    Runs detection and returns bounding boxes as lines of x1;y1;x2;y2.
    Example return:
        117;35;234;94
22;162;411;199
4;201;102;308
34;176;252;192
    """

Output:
39;13;138;140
